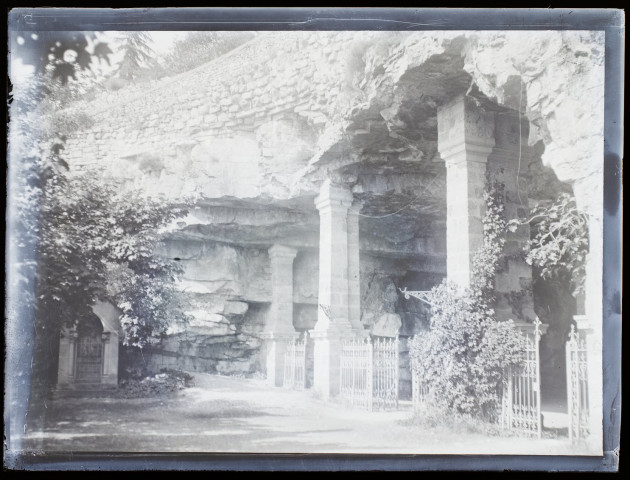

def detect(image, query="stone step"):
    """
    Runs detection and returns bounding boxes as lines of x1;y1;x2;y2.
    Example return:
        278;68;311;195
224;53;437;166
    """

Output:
542;410;569;429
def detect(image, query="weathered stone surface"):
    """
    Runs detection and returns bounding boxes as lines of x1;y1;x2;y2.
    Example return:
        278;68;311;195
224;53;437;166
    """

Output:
370;313;402;337
56;31;604;384
223;301;249;317
360;272;400;329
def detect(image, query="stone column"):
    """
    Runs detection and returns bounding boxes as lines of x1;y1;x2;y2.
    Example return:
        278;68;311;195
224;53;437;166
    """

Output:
438;95;495;289
101;331;119;387
312;180;355;399
571;177;604;453
57;328;78;387
584;214;603;453
347;202;364;335
262;244;298;387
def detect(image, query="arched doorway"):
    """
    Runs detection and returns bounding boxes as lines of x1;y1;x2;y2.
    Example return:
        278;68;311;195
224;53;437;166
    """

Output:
75;314;104;383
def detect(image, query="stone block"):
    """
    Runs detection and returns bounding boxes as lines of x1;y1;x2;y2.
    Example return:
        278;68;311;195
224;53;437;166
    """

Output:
223;301;249;316
370;313;402;337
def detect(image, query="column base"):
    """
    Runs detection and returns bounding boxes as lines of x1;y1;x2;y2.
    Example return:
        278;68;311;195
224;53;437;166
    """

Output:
310;329;354;400
572;315;603;454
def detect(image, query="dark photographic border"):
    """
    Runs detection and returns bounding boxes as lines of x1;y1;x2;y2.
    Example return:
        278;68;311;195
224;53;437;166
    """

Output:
5;7;623;472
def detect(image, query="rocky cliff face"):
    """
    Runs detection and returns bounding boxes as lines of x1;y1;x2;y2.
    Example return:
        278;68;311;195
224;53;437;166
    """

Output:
63;31;603;214
58;31;604;376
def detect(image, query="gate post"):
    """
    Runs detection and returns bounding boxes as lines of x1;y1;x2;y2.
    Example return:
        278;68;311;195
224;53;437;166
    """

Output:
566;321;590;443
57;327;78;387
534;319;542;439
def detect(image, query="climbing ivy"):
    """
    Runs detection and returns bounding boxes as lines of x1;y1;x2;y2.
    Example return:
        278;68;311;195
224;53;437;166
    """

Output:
408;180;525;420
510;192;588;296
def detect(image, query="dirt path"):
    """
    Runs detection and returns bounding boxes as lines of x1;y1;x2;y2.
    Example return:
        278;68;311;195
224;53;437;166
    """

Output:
24;373;589;455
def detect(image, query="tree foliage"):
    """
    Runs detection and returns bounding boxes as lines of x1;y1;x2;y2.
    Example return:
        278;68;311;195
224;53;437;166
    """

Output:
159;31;255;77
115;31;157;80
12;31;111;86
10;35;191;385
30;155;191;350
512;193;588;295
409;181;525;420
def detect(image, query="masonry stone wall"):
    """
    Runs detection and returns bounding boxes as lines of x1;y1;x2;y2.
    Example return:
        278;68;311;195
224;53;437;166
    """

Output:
60;31;604;218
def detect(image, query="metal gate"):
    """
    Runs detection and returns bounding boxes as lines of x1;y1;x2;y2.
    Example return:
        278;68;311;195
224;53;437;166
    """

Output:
411;361;431;413
340;336;373;410
501;319;543;437
566;324;589;442
340;336;399;411
75;316;104;383
283;334;307;390
373;337;400;410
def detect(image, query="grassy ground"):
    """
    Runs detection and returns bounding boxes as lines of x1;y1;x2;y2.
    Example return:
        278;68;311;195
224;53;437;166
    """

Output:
21;372;595;455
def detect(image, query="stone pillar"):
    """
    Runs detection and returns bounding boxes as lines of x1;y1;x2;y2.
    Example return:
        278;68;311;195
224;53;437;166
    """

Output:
312;180;355;399
262;244;298;387
57;328;77;387
571;179;604;453
101;331;119;387
347;202;364;335
584;214;603;453
438;95;495;289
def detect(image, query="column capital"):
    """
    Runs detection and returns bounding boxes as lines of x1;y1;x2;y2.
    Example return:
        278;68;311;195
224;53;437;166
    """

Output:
347;201;363;216
438;94;495;166
441;141;495;167
268;244;298;260
314;179;354;212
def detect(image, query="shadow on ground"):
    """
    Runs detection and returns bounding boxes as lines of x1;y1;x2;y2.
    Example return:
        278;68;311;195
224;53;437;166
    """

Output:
21;372;587;455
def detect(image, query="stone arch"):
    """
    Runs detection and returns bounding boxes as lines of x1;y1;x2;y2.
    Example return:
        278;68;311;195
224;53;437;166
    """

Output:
57;299;121;389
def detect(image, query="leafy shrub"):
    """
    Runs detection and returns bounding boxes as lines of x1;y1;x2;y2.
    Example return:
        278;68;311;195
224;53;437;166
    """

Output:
402;408;506;436
510;192;588;296
409;181;525;421
117;368;194;399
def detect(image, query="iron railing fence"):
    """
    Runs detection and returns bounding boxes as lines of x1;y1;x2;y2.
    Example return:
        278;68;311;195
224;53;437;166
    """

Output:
283;334;307;390
501;319;543;438
340;336;399;411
